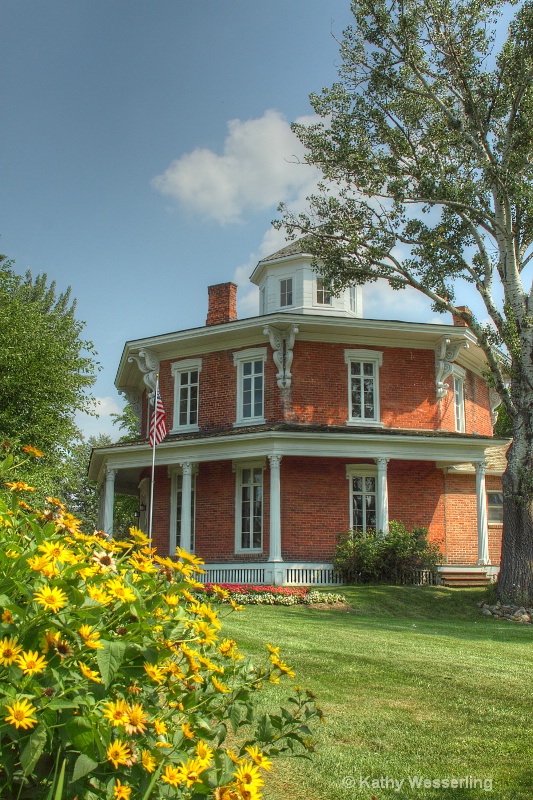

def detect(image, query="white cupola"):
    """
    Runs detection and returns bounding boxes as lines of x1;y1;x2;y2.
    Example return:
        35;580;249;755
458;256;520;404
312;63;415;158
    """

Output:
250;239;363;318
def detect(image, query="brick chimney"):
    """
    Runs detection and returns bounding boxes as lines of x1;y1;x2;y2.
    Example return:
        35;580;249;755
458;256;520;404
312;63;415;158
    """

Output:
206;282;238;326
452;305;471;327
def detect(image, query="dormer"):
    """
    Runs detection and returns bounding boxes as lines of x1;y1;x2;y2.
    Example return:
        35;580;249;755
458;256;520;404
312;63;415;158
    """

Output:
250;239;363;318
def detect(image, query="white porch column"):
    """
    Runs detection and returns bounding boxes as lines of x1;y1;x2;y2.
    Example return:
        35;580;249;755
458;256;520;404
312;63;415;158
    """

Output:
375;457;389;534
97;478;106;531
475;460;491;565
268;454;283;562
180;461;193;555
103;467;117;537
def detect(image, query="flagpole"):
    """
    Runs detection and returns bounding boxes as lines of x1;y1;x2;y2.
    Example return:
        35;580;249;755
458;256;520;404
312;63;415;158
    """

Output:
148;373;159;545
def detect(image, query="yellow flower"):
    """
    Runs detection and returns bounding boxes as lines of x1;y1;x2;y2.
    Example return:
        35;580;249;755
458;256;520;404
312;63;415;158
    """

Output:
4;697;38;730
78;624;103;649
174;758;206;788
92;550;117;572
266;643;280;656
212;676;231;694
5;481;35;492
1;609;13;624
143;662;166;684
105;578;136;603
153;718;167;736
270;655;295;678
78;661;101;682
38;540;76;563
107;739;132;769
0;636;22;666
33;585;68;614
128;526;150;544
128;553;157;573
22;444;44;457
196;740;214;763
103;699;129;727
15;650;47;676
87;585;112;605
192;620;218;646
45;496;66;510
56;513;82;534
162;764;184;787
27;554;57;577
124;703;149;735
181;721;195;739
234;762;264;793
176;547;205;567
113;779;131;800
245;745;272;771
141;749;157;773
163;593;180;606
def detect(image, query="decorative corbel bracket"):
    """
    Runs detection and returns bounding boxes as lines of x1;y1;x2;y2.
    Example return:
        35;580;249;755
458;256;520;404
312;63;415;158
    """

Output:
264;324;299;389
489;389;501;427
117;387;142;435
128;349;159;400
435;336;468;399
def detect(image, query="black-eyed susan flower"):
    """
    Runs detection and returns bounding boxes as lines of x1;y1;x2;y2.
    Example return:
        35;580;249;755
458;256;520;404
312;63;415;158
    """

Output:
103;699;129;727
15;650;47;676
5;481;35;492
92;550;117;572
153;718;167;736
192;620;218;646
212;675;231;694
233;762;265;793
78;624;103;649
174;757;206;788
4;697;38;730
244;745;272;771
162;764;183;787
105;579;136;603
22;444;44;457
33;585;68;614
107;739;132;769
181;721;195;739
78;661;101;682
124;703;149;735
1;609;13;624
196;739;214;763
0;636;22;666
141;749;157;773
113;779;131;800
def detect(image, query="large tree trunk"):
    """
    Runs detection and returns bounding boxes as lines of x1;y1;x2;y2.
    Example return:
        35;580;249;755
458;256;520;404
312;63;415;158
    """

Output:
497;415;533;606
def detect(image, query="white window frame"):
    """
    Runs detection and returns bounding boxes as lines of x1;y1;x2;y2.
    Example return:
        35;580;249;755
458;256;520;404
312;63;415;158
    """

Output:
344;349;383;426
346;465;378;533
487;490;503;525
280;277;293;308
234;459;265;553
316;277;332;305
233;348;267;426
349;285;357;313
170;358;202;432
451;364;466;433
169;466;197;553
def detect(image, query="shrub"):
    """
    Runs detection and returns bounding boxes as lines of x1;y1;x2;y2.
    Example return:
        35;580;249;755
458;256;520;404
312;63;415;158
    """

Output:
333;521;441;584
0;446;321;799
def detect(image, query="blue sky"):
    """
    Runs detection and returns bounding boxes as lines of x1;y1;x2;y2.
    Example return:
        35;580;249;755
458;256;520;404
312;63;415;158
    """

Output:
0;0;493;440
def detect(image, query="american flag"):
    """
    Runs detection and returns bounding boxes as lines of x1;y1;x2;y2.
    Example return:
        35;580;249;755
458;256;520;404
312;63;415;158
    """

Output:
149;389;167;447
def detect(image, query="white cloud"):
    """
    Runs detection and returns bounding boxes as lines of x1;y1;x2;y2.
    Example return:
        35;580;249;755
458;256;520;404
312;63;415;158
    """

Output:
75;396;123;441
364;279;450;324
152;109;321;224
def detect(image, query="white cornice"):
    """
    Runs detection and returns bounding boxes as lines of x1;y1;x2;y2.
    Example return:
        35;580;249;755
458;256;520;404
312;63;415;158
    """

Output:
117;311;483;391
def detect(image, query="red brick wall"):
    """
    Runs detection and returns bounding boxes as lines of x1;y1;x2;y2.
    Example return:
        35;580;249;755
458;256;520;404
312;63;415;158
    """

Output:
148;455;502;565
157;340;491;434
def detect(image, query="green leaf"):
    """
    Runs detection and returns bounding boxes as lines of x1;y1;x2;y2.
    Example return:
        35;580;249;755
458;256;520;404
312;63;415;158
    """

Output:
20;724;47;775
255;713;275;742
66;716;96;759
53;759;67;800
141;761;164;800
71;753;98;783
96;639;126;688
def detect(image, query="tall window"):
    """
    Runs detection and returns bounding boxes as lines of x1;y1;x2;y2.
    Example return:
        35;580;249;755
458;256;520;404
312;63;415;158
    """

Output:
349;285;357;313
453;371;465;432
488;491;503;524
280;278;293;307
236;465;263;551
344;350;383;424
176;474;196;551
347;467;378;532
233;348;267;425
171;359;202;431
316;278;332;305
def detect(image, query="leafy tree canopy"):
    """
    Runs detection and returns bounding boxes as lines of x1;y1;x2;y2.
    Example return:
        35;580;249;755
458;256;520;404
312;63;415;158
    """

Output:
278;0;533;603
0;255;97;494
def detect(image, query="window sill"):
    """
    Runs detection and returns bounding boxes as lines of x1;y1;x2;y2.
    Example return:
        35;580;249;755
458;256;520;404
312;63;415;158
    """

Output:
233;419;266;428
345;420;385;428
169;425;199;434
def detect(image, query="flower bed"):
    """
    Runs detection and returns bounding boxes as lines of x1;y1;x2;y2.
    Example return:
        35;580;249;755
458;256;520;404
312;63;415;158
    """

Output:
201;583;347;606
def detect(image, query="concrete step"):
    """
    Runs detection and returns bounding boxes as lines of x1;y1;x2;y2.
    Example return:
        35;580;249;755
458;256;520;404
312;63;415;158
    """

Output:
439;569;490;588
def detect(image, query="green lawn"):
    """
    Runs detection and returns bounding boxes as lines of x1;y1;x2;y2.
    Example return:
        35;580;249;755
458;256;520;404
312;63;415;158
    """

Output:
222;586;533;799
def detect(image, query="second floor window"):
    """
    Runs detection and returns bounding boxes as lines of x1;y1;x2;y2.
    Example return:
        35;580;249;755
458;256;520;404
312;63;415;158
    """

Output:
280;278;293;307
453;373;465;432
233;348;267;425
344;349;383;424
171;359;202;430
